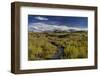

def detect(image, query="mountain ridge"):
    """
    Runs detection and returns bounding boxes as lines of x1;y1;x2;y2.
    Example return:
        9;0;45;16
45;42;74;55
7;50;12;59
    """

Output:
28;23;88;32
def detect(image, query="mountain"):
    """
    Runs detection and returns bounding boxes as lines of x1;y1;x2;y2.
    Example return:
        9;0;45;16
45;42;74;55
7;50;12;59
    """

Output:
28;23;87;32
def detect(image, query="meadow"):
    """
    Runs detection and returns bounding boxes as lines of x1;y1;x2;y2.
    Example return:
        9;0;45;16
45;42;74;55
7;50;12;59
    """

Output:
28;31;88;60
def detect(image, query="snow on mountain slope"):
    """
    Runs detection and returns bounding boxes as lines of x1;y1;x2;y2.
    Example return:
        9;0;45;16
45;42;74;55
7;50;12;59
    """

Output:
28;23;87;32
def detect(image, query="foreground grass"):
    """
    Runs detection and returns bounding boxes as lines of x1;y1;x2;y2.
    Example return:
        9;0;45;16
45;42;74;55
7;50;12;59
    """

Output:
28;31;88;60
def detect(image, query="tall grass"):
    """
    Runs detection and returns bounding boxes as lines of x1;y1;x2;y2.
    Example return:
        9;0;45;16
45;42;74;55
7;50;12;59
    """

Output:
28;31;88;60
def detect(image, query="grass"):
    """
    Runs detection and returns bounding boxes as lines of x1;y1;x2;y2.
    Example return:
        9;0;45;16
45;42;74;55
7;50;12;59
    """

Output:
28;31;88;60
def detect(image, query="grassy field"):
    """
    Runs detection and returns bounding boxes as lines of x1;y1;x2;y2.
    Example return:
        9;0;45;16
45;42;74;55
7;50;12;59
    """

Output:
28;31;88;60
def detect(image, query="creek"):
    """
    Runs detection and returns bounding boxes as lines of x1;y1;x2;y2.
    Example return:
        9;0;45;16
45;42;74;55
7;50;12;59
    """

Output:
50;42;65;59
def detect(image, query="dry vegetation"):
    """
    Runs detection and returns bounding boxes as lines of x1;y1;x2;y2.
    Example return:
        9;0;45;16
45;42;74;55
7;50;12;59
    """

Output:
28;31;88;60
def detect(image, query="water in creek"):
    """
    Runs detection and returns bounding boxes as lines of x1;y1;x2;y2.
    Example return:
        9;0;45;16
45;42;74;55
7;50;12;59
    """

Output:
52;46;65;59
50;41;65;59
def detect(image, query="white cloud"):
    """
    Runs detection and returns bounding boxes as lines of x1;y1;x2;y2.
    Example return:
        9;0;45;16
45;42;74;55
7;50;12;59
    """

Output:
35;16;48;20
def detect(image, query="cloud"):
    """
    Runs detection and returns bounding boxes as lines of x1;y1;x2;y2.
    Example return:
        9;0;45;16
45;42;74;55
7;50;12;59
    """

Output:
35;16;48;20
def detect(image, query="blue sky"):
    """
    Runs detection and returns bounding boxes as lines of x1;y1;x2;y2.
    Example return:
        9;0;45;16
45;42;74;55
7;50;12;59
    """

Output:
28;15;88;28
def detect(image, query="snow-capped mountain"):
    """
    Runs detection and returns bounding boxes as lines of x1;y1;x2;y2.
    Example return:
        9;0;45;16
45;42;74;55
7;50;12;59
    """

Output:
28;23;87;32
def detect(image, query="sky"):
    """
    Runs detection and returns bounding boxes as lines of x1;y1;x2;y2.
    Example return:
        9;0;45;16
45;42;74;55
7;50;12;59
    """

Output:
28;15;88;28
